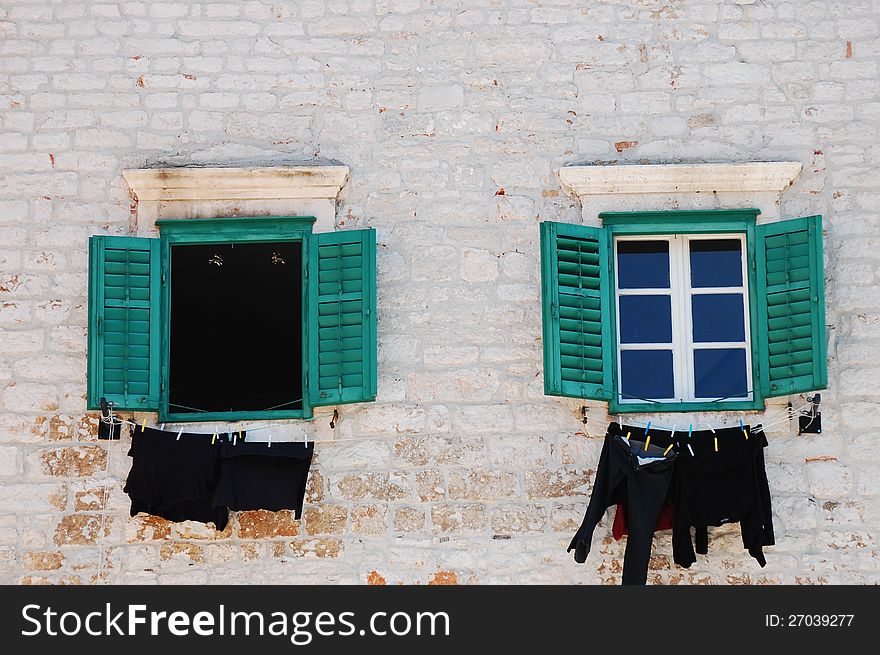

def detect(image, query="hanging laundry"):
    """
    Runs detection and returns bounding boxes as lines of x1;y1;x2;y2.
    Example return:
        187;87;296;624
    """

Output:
612;500;675;541
124;427;230;531
672;425;774;569
568;423;677;585
212;441;314;518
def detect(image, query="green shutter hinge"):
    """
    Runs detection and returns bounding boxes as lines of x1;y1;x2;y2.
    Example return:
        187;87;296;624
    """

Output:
161;272;167;287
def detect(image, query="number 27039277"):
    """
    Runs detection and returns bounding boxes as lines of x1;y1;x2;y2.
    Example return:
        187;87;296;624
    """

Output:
765;615;854;627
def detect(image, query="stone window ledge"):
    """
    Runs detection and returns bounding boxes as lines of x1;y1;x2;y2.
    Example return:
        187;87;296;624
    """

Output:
122;165;350;235
558;162;802;223
123;165;350;202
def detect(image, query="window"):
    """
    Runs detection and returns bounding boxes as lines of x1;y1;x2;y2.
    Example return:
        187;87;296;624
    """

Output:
169;241;303;416
540;209;827;413
87;216;377;421
615;235;751;404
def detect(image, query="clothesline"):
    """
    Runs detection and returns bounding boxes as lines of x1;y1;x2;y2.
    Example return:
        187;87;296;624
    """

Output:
576;402;812;440
100;402;813;447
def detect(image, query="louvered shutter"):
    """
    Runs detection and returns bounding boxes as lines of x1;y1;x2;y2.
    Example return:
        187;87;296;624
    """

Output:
756;215;827;398
87;236;161;411
308;229;377;406
540;221;611;400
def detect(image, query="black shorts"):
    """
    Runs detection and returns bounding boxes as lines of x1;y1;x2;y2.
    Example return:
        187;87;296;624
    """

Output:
212;441;314;518
123;427;229;531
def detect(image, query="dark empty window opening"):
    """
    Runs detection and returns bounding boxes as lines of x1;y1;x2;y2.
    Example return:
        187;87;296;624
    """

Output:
169;241;302;415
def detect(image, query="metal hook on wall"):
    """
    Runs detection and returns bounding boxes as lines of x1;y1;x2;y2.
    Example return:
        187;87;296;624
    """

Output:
798;393;822;434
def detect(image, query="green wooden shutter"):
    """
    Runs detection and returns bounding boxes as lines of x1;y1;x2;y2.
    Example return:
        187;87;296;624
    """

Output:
308;229;377;406
87;235;161;411
756;215;827;398
540;221;611;400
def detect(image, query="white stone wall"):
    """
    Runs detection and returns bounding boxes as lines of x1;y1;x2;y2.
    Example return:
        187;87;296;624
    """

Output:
1;0;878;584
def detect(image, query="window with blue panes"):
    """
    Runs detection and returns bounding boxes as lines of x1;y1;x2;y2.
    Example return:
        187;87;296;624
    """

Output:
540;209;828;414
615;235;751;405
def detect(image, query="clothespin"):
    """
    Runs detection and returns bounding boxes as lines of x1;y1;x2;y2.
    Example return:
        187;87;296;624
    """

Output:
663;444;674;457
670;424;677;439
644;421;651;436
233;431;237;446
211;432;217;445
140;418;147;432
687;443;695;456
268;432;272;448
303;431;308;446
176;427;183;441
623;431;631;443
644;435;651;451
688;424;693;439
707;422;716;434
714;436;719;452
740;419;748;441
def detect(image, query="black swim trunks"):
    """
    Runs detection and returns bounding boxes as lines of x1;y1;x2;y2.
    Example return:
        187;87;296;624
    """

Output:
123;427;229;530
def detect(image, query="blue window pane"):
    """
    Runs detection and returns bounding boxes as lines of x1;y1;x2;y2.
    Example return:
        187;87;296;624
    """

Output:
621;350;675;400
694;348;748;399
690;239;742;288
617;240;670;289
619;295;672;344
691;294;745;342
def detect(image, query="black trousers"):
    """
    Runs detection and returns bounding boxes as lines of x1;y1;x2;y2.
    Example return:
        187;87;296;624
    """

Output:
568;424;677;585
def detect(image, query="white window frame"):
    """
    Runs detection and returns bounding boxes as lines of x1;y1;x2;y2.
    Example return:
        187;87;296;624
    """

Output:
614;233;752;404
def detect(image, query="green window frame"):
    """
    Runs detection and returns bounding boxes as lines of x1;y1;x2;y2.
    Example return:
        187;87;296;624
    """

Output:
87;216;377;422
540;209;827;413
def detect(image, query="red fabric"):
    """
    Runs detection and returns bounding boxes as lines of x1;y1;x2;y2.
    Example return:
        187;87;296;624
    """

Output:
612;501;676;540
